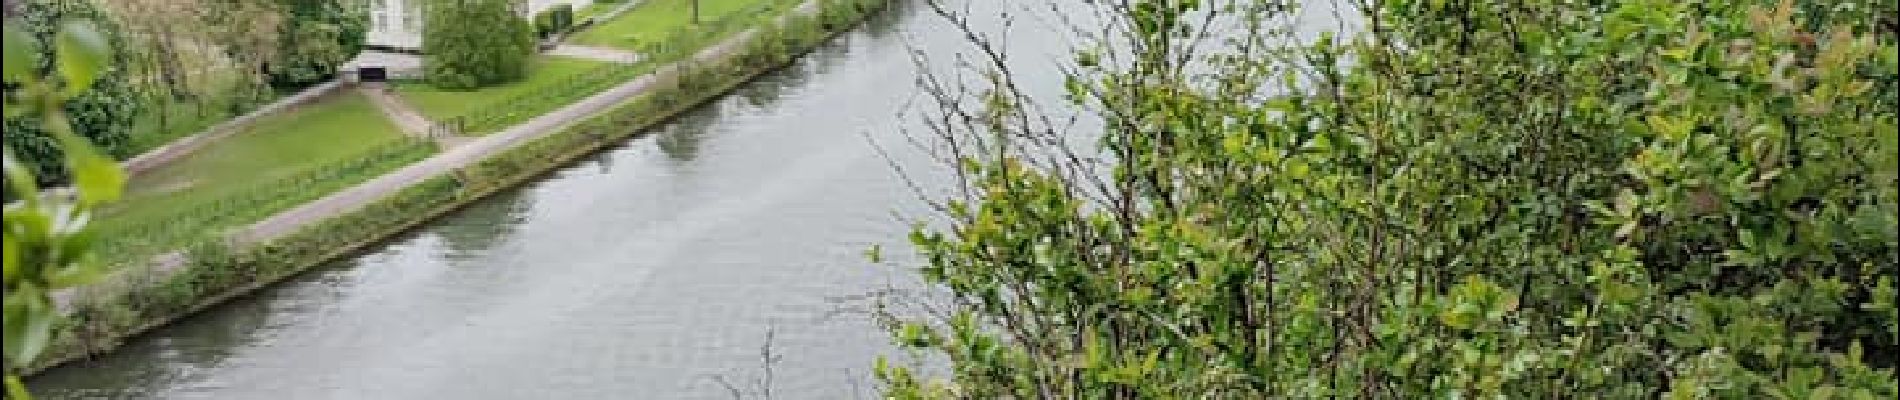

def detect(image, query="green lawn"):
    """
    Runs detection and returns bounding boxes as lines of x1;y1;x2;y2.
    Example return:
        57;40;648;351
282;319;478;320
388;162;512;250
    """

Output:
96;91;433;264
395;56;612;123
578;2;619;22
122;101;238;158
569;0;781;51
394;56;631;135
120;73;287;159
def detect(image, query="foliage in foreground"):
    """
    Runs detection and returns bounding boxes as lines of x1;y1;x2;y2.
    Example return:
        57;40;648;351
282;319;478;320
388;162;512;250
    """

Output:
877;0;1898;397
2;0;139;189
4;14;125;398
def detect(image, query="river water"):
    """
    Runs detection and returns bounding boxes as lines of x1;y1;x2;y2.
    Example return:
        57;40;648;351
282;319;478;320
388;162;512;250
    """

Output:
29;0;1353;397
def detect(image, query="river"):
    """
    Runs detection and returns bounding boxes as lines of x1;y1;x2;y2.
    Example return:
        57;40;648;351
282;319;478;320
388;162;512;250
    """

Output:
29;0;1352;397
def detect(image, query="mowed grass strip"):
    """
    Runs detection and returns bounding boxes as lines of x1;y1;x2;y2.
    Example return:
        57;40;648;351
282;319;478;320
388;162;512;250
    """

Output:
393;56;619;134
569;0;785;52
97;90;433;264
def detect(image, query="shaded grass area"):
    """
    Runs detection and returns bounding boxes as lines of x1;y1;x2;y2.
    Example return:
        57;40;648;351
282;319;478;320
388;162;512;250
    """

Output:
122;100;240;158
95;91;433;265
570;0;785;51
393;56;617;134
120;87;287;158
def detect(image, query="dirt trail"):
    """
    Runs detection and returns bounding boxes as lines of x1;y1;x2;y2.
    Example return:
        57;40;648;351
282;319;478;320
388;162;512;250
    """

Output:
548;44;643;64
358;84;453;147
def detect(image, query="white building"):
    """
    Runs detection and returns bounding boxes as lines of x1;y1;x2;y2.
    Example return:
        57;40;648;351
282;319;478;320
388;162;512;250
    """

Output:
365;0;594;52
348;0;594;81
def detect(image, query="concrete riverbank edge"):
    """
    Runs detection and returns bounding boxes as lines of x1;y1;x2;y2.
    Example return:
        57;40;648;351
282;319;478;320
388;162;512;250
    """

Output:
23;0;891;376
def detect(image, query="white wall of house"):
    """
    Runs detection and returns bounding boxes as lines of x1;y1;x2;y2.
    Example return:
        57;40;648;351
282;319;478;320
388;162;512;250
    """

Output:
366;0;426;50
365;0;594;52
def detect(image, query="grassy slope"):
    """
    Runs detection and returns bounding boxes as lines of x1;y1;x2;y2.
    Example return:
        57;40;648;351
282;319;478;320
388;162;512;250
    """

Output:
119;72;282;158
97;91;428;263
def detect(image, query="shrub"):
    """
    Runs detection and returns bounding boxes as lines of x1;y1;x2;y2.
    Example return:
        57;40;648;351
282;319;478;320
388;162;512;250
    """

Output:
2;0;142;189
423;0;536;90
876;0;1898;397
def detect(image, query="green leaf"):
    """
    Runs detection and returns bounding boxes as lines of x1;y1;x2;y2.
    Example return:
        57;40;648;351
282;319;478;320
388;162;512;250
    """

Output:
2;27;38;84
55;21;110;97
52;129;124;205
47;259;108;289
864;244;883;263
5;375;32;400
2;234;18;286
2;287;55;368
2;150;41;203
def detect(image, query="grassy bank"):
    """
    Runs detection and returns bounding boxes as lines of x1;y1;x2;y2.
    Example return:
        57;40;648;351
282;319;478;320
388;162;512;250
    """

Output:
397;56;612;121
570;0;795;52
27;0;891;377
93;91;434;267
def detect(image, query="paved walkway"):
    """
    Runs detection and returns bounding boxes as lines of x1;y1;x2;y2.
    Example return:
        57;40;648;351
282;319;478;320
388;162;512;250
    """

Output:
548;44;643;64
357;84;448;146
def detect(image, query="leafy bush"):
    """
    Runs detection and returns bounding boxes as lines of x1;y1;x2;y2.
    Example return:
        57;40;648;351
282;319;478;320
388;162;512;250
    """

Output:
2;0;142;189
876;0;1898;397
266;0;369;88
423;0;536;90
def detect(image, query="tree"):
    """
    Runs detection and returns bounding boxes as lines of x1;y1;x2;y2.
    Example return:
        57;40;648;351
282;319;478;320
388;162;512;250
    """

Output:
2;0;140;189
876;0;1897;397
266;0;369;88
423;0;535;90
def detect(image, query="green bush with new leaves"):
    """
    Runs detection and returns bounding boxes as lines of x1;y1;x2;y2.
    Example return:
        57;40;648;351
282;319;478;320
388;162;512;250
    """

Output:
267;0;370;88
2;0;140;190
423;0;536;90
877;0;1897;397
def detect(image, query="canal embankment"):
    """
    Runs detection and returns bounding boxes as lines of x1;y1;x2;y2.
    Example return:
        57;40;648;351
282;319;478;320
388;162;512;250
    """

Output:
23;0;892;376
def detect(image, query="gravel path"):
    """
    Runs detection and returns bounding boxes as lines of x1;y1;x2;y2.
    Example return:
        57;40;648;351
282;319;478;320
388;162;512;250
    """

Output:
548;44;643;64
358;84;451;146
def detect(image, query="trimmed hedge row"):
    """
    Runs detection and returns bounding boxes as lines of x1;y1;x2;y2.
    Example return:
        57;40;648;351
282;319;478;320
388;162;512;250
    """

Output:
26;0;891;376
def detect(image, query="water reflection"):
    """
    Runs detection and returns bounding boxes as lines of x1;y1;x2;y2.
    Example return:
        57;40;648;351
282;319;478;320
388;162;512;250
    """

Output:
655;107;718;163
31;256;371;399
857;0;914;40
433;189;533;260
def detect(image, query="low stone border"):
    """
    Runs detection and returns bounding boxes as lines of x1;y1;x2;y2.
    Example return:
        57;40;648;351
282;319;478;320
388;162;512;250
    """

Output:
119;80;352;176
